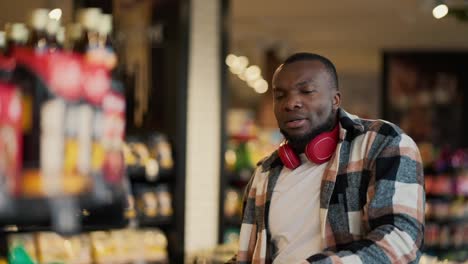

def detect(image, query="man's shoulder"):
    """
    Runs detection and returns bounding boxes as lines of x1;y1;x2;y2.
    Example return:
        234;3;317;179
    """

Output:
360;118;403;138
357;117;419;153
339;109;404;139
340;109;414;150
256;150;280;171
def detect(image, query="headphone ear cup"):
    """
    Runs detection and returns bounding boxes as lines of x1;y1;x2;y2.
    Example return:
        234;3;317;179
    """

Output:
305;125;339;164
278;143;301;170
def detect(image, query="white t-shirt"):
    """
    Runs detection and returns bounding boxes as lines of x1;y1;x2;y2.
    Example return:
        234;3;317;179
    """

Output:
269;154;327;264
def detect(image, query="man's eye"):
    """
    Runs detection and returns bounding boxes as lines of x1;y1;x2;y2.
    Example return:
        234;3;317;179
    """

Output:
302;90;315;94
274;93;285;99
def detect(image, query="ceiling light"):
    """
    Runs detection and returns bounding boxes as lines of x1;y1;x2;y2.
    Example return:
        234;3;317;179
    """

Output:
244;65;261;81
225;54;237;67
49;8;62;21
229;67;243;75
237;56;249;70
253;79;268;94
433;4;449;19
238;70;247;81
230;56;249;75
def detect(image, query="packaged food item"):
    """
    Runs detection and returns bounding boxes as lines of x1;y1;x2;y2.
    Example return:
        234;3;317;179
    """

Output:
124;193;137;220
36;232;93;264
433;201;450;220
7;233;37;263
455;169;468;196
131;142;150;172
433;174;452;195
223;227;240;244
141;228;168;262
71;234;93;264
224;188;240;218
449;198;465;219
90;230;115;263
224;141;237;173
135;186;158;218
439;226;451;248
424;175;434;195
156;184;173;217
148;134;174;172
424;224;439;247
452;224;465;248
123;142;137;166
110;229;144;263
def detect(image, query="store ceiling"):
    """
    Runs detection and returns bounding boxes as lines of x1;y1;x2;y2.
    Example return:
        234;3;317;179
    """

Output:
229;0;468;73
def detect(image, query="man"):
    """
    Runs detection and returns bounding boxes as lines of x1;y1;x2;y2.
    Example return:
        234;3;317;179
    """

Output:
230;53;425;264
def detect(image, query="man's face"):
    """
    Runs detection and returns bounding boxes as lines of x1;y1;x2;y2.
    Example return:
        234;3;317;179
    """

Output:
272;60;341;146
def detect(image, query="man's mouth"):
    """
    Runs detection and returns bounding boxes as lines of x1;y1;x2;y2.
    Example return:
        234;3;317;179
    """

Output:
285;118;307;129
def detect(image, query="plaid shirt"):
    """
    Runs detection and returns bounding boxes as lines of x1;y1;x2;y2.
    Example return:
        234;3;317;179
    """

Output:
232;109;425;264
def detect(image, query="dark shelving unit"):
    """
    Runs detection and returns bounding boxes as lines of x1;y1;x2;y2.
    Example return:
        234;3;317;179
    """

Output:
382;51;468;263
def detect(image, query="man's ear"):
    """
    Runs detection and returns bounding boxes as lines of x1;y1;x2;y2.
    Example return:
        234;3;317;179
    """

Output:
332;91;341;110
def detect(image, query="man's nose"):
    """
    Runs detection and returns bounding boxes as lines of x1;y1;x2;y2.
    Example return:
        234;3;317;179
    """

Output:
284;95;302;111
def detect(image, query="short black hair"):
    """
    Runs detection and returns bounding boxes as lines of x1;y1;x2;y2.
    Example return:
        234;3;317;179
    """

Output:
283;52;339;90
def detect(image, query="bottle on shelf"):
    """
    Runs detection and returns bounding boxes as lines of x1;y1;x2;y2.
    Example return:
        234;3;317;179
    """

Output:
26;9;49;53
64;23;83;53
234;141;254;182
45;18;61;52
75;8;101;54
0;31;6;55
0;75;22;213
5;23;29;56
92;14;117;69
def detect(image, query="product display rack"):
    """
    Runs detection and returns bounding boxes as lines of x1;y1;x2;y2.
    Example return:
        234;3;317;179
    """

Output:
219;136;254;241
383;51;468;263
0;0;191;263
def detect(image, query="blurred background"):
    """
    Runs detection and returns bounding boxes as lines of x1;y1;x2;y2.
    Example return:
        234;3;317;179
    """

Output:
0;0;467;263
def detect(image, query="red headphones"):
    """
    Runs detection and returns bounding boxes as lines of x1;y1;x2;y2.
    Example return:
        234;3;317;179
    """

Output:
278;124;340;169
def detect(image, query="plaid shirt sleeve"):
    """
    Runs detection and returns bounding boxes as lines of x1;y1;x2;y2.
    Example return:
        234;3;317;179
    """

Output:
306;133;425;264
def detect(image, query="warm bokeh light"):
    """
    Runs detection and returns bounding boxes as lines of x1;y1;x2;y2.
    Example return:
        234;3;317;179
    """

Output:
236;56;249;71
244;65;261;81
433;4;448;19
225;54;237;67
253;79;268;94
48;8;62;21
226;54;268;93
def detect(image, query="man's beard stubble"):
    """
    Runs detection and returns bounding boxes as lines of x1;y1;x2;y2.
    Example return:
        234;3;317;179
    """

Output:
280;108;337;154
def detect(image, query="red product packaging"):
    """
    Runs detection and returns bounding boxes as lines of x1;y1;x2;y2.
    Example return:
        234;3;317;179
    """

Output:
0;82;23;196
45;52;83;101
434;174;453;195
455;170;468;195
102;91;125;184
0;53;16;74
81;63;111;106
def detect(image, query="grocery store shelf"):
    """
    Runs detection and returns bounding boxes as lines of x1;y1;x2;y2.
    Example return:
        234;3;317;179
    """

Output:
223;216;242;227
426;216;468;225
0;191;129;235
